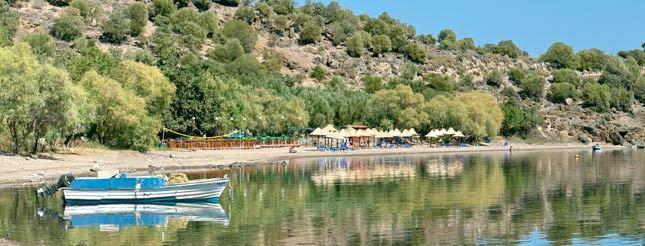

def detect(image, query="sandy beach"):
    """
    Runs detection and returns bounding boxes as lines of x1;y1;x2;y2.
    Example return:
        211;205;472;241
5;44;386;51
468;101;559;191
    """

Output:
0;143;625;186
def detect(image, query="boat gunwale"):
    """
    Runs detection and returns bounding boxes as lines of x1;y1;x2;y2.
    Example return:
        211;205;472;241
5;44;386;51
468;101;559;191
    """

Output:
62;177;228;191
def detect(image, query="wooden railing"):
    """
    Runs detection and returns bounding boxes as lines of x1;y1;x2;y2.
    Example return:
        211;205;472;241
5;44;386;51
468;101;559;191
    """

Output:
164;139;297;150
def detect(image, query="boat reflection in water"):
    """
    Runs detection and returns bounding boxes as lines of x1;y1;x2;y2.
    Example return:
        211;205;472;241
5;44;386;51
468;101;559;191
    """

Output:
62;202;229;231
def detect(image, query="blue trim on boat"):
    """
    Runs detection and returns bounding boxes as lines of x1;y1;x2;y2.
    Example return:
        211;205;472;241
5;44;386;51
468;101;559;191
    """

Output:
65;197;221;205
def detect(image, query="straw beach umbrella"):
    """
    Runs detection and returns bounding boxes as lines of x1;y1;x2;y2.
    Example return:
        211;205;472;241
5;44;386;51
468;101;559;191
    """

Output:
445;127;456;135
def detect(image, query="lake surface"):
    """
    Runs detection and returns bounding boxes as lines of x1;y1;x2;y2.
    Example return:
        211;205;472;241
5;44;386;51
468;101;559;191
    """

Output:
0;149;643;245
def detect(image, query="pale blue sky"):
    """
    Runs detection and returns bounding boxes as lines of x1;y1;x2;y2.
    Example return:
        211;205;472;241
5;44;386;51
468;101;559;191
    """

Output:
303;0;645;57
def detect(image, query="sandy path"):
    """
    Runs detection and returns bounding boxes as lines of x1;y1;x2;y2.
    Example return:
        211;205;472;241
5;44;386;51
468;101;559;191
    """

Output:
0;143;622;186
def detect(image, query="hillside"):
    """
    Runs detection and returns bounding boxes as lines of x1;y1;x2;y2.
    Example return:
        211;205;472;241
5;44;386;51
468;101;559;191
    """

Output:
0;0;643;154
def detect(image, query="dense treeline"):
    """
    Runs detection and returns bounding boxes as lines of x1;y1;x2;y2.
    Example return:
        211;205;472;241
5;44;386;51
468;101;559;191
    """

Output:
0;0;643;154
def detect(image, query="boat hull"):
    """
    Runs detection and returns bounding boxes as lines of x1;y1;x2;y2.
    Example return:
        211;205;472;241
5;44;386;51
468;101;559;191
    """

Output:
63;178;228;205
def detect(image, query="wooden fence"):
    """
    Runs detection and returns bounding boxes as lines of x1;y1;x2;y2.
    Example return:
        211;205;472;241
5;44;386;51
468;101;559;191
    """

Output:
164;139;297;150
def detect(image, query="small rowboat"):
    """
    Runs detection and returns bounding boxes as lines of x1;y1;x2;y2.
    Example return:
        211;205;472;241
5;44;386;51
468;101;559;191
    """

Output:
38;172;229;205
592;144;602;151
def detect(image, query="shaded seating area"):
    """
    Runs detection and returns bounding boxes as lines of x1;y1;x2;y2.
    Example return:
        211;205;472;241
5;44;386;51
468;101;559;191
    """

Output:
425;127;466;147
310;125;420;151
164;130;297;150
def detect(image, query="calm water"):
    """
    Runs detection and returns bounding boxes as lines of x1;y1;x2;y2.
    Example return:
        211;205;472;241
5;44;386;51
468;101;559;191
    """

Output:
0;149;643;245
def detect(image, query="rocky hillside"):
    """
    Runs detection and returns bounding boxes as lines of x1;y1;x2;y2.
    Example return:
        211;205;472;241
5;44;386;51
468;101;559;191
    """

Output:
4;0;644;147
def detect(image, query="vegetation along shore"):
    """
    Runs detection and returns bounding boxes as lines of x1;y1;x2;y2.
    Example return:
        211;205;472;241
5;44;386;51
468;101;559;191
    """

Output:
0;0;643;171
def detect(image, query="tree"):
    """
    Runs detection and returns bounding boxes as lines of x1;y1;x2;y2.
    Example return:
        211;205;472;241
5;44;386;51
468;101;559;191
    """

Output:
485;70;503;87
346;33;364;57
426;74;453;92
51;11;85;41
0;44;78;154
540;42;579;69
362;75;382;93
271;15;289;35
369;85;428;129
437;29;456;43
519;73;545;100
371;34;391;55
582;81;610;112
111;61;176;117
577;48;608;71
608;86;633;112
221;20;258;52
405;42;425;63
102;9;131;43
485;40;525;58
127;2;148;36
457;38;476;51
299;21;322;44
80;71;159;151
427;92;503;140
500;101;543;137
549;82;577;103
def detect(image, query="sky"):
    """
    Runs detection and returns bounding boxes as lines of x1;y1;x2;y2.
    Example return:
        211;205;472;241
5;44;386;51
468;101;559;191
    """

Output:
301;0;645;57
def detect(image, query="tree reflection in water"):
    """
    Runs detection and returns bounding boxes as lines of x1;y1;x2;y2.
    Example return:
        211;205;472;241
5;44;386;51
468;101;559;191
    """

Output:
0;150;642;245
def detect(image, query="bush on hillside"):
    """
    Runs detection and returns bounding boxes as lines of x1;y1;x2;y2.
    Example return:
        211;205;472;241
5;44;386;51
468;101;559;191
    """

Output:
405;42;425;63
582;81;610;112
51;11;85;41
485;70;503;87
310;65;325;81
70;0;101;23
549;82;577;103
102;9;130;44
540;42;579;69
519;73;545;100
507;68;526;84
221;20;258;53
577;48;608;71
127;2;148;36
299;21;322;45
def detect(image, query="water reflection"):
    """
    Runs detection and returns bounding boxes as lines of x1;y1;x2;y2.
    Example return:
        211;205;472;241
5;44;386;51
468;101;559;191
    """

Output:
46;203;229;231
0;150;642;245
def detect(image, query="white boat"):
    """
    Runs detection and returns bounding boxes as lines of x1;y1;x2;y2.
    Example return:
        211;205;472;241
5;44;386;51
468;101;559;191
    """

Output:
58;173;228;205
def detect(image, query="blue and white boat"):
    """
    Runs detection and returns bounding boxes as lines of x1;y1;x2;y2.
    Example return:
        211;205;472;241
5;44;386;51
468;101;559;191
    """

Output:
39;172;229;204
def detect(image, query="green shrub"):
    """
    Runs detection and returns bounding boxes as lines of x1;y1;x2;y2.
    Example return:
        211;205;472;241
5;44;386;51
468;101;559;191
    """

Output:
170;7;199;25
362;75;382;93
457;38;476;51
485;70;503;87
221;20;257;52
501;86;520;100
127;2;148;36
370;34;391;55
102;9;130;44
310;65;325;81
519;73;545;100
22;32;55;60
70;0;101;23
198;11;219;36
0;5;19;45
437;29;456;43
484;40;525;58
51;11;85;41
577;48;608;71
507;68;526;84
582;81;610;112
176;21;207;50
551;68;581;87
405;43;425;63
540;42;579;69
608;86;633;112
439;39;457;50
266;0;292;15
151;0;175;18
418;34;435;46
549;82;577;103
256;2;273;18
500;101;543;137
272;15;289;35
346;33;364;58
235;6;255;24
299;21;322;44
209;38;244;62
427;74;453;92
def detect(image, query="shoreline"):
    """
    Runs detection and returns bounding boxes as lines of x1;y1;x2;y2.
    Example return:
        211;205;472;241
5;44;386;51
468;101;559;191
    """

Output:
0;143;629;187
